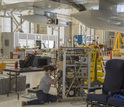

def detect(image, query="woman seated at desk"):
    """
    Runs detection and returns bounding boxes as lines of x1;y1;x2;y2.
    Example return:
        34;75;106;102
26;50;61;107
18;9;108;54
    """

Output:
22;65;60;106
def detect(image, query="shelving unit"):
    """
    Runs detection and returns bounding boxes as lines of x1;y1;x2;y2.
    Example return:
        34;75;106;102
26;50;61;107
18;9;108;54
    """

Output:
57;47;91;100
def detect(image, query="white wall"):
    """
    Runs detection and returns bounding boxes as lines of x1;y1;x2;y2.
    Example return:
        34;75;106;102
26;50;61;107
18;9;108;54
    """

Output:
2;32;14;58
2;17;11;32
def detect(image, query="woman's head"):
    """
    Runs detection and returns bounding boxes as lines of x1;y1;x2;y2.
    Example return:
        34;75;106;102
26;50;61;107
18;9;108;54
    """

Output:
43;65;55;75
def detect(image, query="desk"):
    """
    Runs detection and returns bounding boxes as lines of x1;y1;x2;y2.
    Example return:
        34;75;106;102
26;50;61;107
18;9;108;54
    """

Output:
3;68;44;99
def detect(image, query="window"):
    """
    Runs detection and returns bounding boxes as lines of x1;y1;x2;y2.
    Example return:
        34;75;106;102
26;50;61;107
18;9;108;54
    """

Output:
28;40;35;48
42;40;48;49
5;40;9;46
19;39;26;48
49;41;54;48
117;5;124;12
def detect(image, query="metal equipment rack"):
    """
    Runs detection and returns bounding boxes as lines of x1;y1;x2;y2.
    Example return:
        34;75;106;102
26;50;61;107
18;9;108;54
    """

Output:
57;47;91;100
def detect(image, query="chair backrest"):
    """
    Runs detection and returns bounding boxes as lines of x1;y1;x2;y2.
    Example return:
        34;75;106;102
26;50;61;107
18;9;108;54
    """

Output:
103;59;124;94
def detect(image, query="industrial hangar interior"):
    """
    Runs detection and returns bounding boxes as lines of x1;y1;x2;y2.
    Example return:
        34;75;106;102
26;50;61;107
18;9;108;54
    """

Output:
0;0;124;107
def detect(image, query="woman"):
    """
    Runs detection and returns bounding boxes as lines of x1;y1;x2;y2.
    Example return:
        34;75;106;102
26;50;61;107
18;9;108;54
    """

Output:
22;65;60;106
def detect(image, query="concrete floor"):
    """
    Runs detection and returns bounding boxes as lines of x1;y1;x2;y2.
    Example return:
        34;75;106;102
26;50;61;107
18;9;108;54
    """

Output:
0;72;87;107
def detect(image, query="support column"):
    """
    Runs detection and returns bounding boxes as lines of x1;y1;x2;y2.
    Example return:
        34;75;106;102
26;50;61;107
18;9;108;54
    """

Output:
63;51;66;97
29;22;31;33
37;24;39;33
88;49;91;92
8;11;25;32
66;22;72;47
11;17;13;32
58;27;60;48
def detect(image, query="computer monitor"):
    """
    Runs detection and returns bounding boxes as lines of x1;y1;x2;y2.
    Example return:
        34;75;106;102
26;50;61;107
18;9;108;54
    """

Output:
38;58;48;68
32;56;51;68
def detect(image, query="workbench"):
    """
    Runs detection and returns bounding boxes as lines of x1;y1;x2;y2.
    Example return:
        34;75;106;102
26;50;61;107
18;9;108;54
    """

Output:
3;68;44;99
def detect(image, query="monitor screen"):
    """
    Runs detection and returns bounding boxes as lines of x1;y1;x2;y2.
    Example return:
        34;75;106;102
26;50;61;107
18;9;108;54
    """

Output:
38;59;48;68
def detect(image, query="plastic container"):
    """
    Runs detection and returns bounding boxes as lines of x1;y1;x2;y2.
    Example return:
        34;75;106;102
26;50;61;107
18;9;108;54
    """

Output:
15;61;18;68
